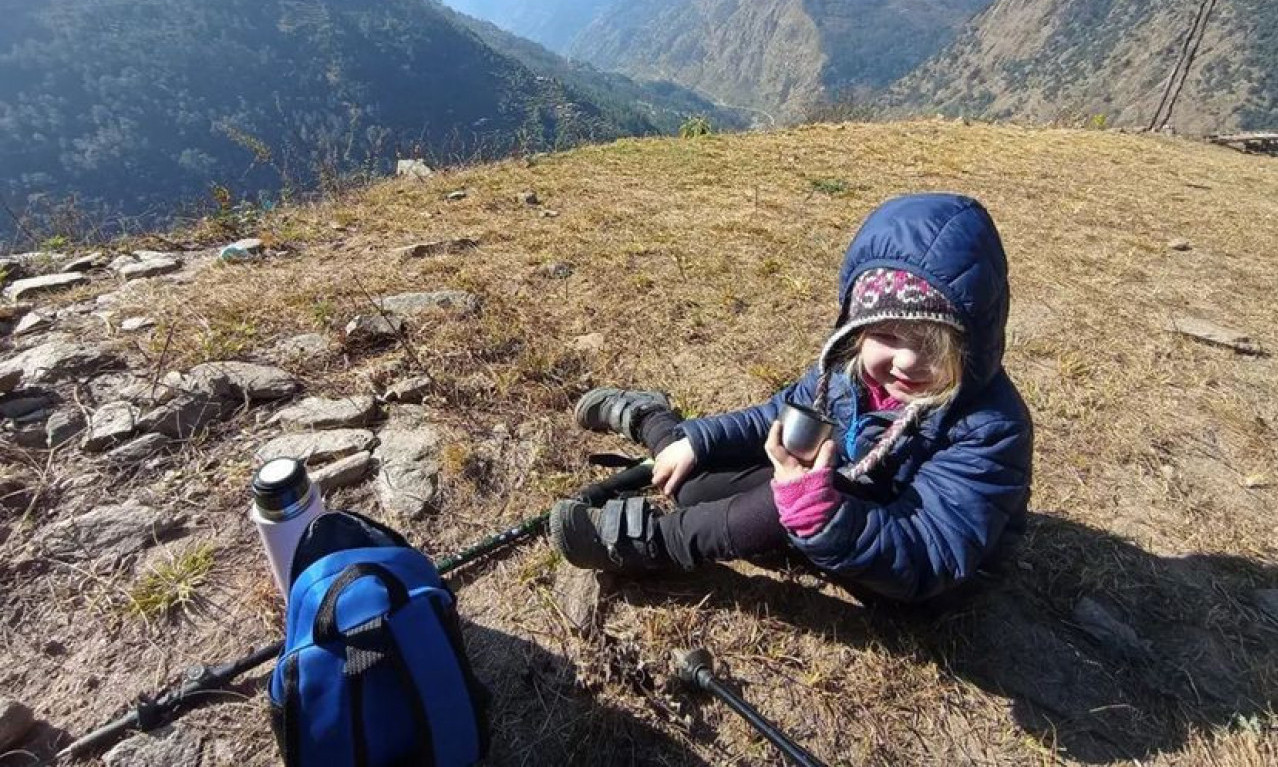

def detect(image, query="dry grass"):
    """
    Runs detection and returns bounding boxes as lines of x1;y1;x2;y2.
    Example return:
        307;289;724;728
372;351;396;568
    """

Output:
4;119;1277;765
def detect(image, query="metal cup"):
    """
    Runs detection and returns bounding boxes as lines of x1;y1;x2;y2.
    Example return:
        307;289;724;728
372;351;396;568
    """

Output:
779;401;836;463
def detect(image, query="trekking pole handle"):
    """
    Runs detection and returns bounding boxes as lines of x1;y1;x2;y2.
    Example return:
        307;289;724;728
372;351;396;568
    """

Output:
675;648;829;767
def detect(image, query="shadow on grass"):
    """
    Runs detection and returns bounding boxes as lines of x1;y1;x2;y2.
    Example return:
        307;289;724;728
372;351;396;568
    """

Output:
463;620;708;767
619;512;1278;763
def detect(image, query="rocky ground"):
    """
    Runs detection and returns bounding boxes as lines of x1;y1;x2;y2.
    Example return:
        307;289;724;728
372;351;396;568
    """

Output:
1;120;1276;766
0;242;515;765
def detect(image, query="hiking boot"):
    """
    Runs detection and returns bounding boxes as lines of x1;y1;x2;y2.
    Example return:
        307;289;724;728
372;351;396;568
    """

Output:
574;387;671;442
549;496;673;574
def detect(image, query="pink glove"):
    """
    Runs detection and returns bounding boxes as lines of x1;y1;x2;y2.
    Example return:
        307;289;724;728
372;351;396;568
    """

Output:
771;467;840;537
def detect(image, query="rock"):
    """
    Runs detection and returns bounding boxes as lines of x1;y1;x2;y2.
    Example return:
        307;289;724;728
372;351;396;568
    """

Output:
378;290;479;316
570;333;606;354
107;253;139;272
95;290;122;307
270;395;378;430
107;433;173;463
1073;596;1152;661
383;403;429;429
184;361;301;402
119;256;181;281
118;374;182;407
82;402;139;452
103;724;202;767
540;262;573;280
517;190;540;205
256;429;378;466
136;395;233;439
344;314;403;346
395;238;479;259
1167;238;1193;251
0;367;21;394
12;406;49;426
120;316;155;332
63;252;105;272
34;501;179;564
0;302;33;322
274;333;329;359
219;239;264;262
13;311;52;336
45;409;86;448
230;238;263;254
540;209;560;218
2;272;90;301
374;426;441;518
553;565;602;635
446;190;468;201
1254;589;1278;623
0;257;26;283
1166;317;1265;356
385;375;433;404
0;698;35;752
13;424;48;449
312;451;375;492
396;159;433;179
1;394;54;419
0;339;121;387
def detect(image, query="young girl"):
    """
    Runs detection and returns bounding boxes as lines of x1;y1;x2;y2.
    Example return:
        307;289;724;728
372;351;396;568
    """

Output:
549;193;1033;602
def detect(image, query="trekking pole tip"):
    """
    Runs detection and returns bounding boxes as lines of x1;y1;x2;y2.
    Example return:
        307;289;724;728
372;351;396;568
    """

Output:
673;647;714;686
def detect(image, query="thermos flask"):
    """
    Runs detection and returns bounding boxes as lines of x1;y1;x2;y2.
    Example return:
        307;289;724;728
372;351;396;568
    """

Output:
250;457;327;597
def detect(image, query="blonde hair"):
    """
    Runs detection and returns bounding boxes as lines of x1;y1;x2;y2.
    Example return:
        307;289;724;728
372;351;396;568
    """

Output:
844;320;965;406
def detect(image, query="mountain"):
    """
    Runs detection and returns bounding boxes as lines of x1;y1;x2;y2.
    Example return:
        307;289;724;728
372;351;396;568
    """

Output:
0;0;680;241
887;0;1278;133
440;0;613;53
434;2;747;135
563;0;991;122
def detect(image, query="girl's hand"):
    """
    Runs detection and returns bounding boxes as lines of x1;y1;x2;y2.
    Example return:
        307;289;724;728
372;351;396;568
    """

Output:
765;420;836;483
652;438;697;497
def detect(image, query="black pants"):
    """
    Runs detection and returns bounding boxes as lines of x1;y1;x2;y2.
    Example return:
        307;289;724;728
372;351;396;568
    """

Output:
638;409;789;569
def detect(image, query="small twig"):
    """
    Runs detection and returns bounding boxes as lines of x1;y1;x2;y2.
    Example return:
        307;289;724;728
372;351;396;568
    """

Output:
350;274;426;373
149;324;176;402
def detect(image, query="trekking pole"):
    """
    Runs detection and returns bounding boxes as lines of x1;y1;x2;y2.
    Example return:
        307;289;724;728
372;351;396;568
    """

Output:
53;460;655;763
675;648;829;767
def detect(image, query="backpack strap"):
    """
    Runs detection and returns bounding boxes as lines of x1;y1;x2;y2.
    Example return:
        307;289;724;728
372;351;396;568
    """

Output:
279;653;302;767
313;563;410;645
313;562;438;766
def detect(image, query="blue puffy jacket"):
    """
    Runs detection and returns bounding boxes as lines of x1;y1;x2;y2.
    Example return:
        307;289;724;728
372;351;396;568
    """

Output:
680;194;1034;602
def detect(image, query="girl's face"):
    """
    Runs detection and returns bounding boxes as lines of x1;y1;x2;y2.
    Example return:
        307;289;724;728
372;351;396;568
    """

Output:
859;324;945;402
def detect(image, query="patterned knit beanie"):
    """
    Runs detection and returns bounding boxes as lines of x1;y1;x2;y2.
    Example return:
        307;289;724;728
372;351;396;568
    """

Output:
844;268;963;332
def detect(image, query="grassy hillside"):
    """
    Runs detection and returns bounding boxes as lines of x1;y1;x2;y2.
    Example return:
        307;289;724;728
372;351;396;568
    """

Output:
889;0;1278;132
2;121;1276;765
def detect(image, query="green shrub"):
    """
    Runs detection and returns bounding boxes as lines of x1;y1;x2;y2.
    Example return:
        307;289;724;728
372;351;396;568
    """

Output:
679;115;713;138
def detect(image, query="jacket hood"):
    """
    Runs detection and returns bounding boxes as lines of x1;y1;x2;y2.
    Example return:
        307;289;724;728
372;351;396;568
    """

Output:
821;193;1010;395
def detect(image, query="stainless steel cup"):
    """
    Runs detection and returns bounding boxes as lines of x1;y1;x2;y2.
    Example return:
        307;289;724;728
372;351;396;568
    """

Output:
779;401;836;463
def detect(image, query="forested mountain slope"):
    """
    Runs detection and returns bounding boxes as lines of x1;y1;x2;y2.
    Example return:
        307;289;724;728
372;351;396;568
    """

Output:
0;0;670;239
567;0;989;121
887;0;1278;132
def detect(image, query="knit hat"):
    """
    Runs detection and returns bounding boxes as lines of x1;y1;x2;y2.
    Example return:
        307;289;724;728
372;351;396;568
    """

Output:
813;268;964;412
843;268;963;332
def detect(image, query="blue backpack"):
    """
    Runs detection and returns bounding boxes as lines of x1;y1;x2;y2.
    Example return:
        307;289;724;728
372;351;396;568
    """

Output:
269;512;488;766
